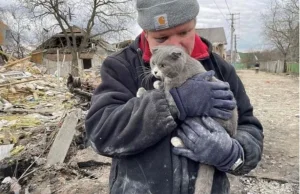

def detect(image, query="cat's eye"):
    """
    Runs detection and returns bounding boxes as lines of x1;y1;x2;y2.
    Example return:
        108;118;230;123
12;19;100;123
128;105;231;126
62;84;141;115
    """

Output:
160;64;165;68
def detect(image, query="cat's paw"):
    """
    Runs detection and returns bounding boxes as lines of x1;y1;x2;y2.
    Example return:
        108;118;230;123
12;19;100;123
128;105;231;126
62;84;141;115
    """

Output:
153;80;163;90
171;137;185;148
136;87;147;98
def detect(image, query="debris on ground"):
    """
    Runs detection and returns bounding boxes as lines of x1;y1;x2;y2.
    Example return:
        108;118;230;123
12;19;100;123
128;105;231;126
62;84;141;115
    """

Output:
0;56;109;194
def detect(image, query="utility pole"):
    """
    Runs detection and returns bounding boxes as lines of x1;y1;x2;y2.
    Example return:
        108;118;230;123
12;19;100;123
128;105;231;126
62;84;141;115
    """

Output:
234;34;237;63
229;13;239;64
230;14;234;64
234;34;237;52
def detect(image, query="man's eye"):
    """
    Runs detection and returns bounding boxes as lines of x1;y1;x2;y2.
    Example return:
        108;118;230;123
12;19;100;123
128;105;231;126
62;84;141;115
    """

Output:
155;37;167;43
179;31;188;36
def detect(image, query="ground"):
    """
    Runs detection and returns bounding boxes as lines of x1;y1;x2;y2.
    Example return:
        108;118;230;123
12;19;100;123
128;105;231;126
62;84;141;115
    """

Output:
0;69;299;193
229;70;299;194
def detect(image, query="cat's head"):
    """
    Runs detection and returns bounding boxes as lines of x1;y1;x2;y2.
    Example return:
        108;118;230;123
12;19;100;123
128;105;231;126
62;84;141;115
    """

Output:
150;45;187;79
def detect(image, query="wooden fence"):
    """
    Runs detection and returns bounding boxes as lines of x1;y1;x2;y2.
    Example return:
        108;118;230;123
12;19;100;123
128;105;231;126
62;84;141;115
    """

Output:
260;60;299;74
260;60;284;73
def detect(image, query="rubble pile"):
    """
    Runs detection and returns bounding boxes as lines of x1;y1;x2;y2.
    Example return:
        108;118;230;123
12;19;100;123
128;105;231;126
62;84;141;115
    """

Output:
0;58;109;194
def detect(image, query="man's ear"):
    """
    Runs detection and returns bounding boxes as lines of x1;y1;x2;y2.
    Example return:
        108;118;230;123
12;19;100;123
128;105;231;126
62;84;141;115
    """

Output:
144;30;148;40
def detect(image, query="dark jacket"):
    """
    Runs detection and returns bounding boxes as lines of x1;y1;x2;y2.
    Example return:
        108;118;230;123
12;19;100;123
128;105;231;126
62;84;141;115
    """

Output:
85;36;264;194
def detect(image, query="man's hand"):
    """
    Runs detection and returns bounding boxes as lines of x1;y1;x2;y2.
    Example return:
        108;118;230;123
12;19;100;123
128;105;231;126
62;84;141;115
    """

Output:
170;71;236;121
172;117;243;172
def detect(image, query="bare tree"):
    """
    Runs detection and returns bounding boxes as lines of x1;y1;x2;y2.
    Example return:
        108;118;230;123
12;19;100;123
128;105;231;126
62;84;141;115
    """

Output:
254;49;284;62
21;0;134;75
262;0;299;72
0;4;32;58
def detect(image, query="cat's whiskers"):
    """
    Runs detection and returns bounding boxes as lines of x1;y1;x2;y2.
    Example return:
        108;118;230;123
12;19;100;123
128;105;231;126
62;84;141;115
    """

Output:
138;66;151;79
141;71;153;89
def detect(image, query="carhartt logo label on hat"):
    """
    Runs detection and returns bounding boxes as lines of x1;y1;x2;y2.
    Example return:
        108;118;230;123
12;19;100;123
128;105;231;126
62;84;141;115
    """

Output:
154;14;169;30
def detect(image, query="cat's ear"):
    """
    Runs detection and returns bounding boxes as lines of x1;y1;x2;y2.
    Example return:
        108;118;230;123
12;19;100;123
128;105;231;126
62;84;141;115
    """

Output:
152;48;158;54
171;52;182;60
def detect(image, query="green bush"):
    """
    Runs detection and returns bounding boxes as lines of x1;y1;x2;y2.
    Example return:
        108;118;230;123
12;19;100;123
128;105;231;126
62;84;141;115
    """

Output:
234;63;246;70
287;63;299;74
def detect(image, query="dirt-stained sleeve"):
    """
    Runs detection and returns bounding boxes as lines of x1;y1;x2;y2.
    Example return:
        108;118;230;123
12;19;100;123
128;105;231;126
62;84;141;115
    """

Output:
85;56;177;157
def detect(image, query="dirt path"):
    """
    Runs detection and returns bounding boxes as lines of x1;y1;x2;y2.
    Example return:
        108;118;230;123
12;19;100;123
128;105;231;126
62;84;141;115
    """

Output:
229;70;299;193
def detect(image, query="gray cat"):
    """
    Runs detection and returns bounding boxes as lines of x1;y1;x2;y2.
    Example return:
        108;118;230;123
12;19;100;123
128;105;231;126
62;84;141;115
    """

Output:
148;45;238;136
138;45;238;194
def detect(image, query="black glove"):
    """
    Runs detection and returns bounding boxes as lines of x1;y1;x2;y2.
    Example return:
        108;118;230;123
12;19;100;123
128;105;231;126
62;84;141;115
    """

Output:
173;117;244;172
170;71;236;121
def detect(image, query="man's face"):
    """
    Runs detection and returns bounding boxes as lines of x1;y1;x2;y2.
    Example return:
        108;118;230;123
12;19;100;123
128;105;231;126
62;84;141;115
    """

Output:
145;19;196;55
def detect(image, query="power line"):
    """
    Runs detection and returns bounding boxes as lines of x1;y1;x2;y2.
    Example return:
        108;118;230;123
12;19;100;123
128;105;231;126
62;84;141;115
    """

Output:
224;0;231;14
213;0;231;26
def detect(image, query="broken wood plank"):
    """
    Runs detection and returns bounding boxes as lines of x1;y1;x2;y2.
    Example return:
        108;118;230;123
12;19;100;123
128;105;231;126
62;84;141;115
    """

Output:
1;108;54;116
0;78;40;88
0;50;17;61
3;50;47;68
3;56;31;68
46;111;78;165
31;50;47;56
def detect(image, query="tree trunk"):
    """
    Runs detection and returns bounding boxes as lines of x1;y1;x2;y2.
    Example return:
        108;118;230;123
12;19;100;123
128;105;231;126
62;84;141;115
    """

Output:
71;49;79;76
283;53;287;73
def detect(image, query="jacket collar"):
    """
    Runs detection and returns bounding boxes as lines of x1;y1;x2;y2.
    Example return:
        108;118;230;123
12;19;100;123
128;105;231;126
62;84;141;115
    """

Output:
137;31;210;63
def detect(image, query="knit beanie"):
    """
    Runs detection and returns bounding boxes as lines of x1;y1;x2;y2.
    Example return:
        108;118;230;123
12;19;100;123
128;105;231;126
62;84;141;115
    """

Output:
136;0;200;31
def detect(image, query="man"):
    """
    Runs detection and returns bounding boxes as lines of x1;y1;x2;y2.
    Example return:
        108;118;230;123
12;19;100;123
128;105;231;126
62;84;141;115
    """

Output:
85;0;263;193
255;62;260;73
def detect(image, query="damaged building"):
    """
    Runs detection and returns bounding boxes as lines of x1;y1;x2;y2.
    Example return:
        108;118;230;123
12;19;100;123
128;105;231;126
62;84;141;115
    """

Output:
31;26;117;77
0;20;11;65
196;27;227;59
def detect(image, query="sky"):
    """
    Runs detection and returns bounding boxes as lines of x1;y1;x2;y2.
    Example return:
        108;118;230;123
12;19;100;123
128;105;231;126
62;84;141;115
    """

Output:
194;0;271;52
0;0;271;52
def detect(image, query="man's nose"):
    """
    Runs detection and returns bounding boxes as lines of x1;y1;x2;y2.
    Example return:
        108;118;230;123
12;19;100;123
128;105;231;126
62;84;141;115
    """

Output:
165;35;181;46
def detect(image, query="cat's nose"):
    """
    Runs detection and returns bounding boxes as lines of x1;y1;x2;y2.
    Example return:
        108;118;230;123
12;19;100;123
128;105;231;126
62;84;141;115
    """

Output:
154;71;158;75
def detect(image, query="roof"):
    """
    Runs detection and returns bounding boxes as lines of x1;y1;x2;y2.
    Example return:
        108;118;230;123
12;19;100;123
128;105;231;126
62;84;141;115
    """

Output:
195;27;227;45
36;26;117;52
91;36;117;52
54;25;86;37
65;26;85;33
36;26;87;49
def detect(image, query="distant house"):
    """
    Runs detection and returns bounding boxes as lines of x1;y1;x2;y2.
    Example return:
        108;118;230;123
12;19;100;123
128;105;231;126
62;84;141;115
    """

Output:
227;51;258;67
196;27;227;59
0;20;10;46
226;50;241;63
32;26;117;76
